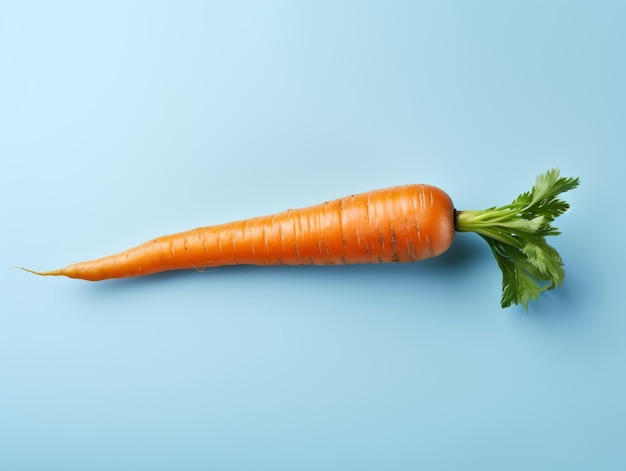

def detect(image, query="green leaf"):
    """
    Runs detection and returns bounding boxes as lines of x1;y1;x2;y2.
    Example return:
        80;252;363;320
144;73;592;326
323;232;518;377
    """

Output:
456;168;579;310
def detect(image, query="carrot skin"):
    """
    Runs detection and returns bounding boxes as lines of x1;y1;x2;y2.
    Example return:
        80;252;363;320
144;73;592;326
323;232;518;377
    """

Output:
38;184;455;281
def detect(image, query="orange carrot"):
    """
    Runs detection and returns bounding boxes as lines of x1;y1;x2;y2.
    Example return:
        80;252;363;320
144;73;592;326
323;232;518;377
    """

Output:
25;184;455;281
24;169;579;309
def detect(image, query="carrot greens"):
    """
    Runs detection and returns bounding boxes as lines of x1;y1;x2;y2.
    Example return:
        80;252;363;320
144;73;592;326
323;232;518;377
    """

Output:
456;169;580;310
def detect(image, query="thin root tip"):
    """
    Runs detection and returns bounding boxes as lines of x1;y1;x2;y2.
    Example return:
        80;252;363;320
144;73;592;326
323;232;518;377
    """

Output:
16;266;61;277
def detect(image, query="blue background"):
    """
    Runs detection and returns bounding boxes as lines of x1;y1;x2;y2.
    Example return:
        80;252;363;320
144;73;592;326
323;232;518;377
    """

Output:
1;1;624;469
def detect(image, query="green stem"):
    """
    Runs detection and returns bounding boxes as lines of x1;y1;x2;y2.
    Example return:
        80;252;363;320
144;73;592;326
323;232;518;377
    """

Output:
455;169;579;310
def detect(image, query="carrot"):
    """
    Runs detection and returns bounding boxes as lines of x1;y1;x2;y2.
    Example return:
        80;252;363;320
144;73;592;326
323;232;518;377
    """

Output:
25;184;456;279
24;169;579;309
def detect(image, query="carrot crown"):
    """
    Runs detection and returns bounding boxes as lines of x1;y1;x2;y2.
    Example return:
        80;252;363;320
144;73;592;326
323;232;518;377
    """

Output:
455;168;580;310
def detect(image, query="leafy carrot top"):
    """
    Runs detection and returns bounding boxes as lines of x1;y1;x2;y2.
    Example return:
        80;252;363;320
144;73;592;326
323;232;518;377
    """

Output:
456;169;580;310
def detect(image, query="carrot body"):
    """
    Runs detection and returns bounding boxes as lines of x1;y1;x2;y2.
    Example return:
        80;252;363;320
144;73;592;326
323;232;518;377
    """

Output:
31;184;455;281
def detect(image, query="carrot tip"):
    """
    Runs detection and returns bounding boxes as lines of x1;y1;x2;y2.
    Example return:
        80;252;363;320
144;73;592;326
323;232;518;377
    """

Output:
16;266;61;277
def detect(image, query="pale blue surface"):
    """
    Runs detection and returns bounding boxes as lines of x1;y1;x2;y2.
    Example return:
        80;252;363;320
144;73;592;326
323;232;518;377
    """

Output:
1;1;625;469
